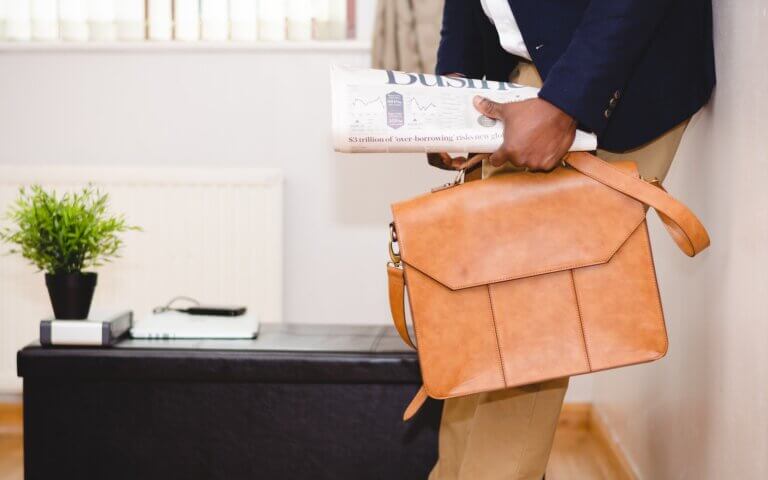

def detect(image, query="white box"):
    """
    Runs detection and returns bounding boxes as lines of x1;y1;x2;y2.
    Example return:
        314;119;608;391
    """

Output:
258;0;285;41
287;0;310;41
201;0;228;41
0;0;7;39
59;0;88;40
355;0;374;42
31;0;57;40
148;0;172;40
175;0;200;41
312;0;329;40
116;0;145;40
328;0;346;40
229;0;257;41
88;0;115;41
5;0;31;41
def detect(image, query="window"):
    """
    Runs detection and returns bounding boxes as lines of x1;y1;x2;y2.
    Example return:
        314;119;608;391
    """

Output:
0;0;359;43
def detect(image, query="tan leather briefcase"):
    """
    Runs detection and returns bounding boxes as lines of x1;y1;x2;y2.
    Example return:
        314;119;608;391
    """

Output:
387;152;710;420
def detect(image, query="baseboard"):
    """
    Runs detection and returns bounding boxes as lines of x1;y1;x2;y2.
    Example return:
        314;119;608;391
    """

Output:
0;402;22;435
558;402;592;430
588;408;637;480
559;403;637;480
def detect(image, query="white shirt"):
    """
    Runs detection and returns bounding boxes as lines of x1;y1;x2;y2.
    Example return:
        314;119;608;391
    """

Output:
480;0;531;60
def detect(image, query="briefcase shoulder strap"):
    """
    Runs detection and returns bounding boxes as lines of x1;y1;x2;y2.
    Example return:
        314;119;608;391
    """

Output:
388;265;426;420
565;152;710;257
387;265;415;349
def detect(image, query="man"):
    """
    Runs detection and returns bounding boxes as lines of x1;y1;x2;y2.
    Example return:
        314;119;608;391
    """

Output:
428;1;715;479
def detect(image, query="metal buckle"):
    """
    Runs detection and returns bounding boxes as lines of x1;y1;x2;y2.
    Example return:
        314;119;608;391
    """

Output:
643;176;661;187
388;222;401;266
431;168;466;193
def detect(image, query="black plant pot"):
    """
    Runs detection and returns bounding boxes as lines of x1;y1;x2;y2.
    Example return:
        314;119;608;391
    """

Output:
45;272;98;320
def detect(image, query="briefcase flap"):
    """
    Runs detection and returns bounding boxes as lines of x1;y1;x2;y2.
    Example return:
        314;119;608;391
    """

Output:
390;161;647;291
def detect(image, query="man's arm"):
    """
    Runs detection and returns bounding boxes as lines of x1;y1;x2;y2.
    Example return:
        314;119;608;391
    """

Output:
475;0;675;171
435;0;484;78
538;0;675;135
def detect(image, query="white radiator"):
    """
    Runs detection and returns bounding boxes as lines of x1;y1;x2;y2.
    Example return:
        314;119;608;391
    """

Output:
0;166;283;393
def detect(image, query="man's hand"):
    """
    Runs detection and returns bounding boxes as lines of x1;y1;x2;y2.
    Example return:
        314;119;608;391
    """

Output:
473;96;577;171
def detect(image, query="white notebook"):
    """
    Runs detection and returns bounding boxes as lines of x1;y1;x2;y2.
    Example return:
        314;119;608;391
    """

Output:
130;311;260;340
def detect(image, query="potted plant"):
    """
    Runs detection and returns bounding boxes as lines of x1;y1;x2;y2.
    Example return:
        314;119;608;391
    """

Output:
0;185;138;319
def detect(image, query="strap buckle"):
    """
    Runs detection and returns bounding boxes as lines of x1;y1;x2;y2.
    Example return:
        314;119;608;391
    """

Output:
643;176;661;188
431;168;466;193
388;222;401;266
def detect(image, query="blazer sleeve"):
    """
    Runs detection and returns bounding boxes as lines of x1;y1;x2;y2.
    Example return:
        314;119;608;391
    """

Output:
435;0;485;77
538;0;674;135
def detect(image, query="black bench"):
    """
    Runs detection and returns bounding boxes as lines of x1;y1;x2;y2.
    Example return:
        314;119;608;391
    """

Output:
17;324;440;480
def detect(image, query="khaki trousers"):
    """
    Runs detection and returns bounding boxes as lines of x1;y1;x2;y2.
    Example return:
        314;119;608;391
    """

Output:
429;62;688;480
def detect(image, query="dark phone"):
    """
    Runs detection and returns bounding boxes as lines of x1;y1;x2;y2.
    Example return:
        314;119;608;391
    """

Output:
184;306;247;316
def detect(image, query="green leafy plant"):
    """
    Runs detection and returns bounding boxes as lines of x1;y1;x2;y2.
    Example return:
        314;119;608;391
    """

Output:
0;185;139;274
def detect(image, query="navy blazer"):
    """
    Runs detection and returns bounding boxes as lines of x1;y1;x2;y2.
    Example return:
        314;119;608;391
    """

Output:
436;0;716;151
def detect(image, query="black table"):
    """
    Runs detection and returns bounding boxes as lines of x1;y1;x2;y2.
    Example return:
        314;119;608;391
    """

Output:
17;324;441;480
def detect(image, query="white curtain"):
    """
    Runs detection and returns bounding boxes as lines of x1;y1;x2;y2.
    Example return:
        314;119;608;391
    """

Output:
371;0;444;73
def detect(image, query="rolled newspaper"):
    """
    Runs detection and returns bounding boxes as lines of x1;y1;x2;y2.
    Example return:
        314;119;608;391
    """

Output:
331;65;598;154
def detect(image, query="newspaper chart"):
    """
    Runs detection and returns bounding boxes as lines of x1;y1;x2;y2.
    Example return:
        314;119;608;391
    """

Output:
331;65;598;154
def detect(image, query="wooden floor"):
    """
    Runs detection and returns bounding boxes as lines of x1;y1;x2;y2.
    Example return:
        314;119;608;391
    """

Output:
0;404;629;480
548;426;628;479
0;436;21;480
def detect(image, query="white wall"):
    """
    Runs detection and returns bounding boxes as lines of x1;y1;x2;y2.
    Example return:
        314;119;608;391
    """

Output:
592;1;768;478
0;44;596;402
0;6;594;402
